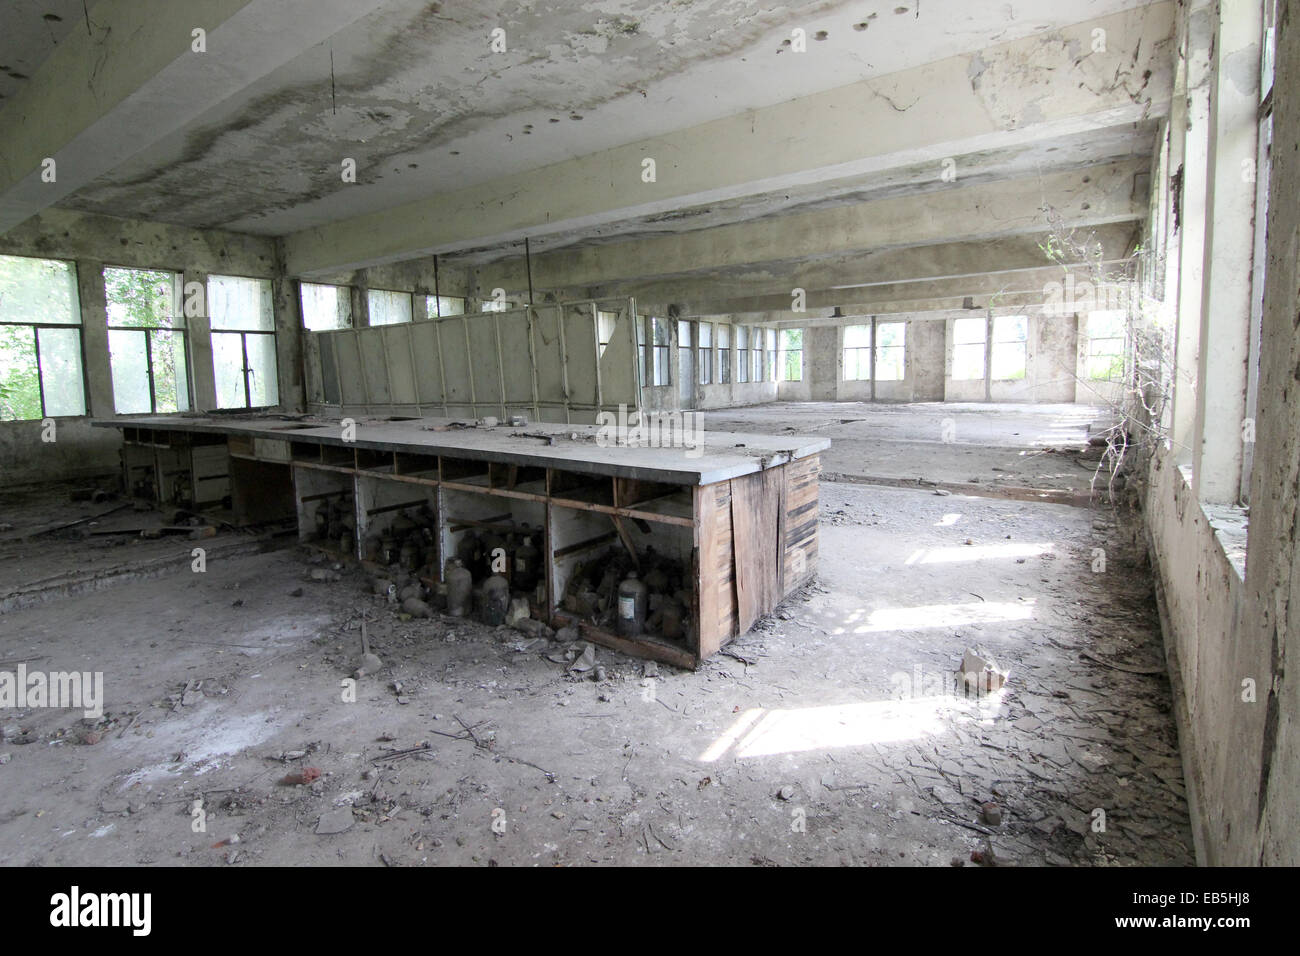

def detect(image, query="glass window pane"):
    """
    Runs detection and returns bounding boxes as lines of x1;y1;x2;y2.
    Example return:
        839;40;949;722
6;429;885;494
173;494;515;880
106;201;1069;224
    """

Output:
598;311;618;357
876;349;905;381
212;332;247;409
0;255;81;325
109;329;152;414
699;323;712;347
877;322;904;348
209;275;273;331
843;325;871;348
1087;310;1126;339
991;343;1027;380
953;343;985;380
652;317;671;346
368;289;412;326
150;329;189;413
246;333;279;407
301;282;350;331
105;267;179;329
677;320;691;347
37;327;86;416
427;295;465;318
717;325;730;348
0;325;41;420
994;315;1027;343
953;317;986;345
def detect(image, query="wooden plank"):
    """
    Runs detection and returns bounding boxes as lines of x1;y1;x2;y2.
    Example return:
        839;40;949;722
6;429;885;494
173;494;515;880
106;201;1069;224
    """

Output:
730;467;784;634
559;618;696;670
783;454;820;590
609;514;642;569
697;480;736;659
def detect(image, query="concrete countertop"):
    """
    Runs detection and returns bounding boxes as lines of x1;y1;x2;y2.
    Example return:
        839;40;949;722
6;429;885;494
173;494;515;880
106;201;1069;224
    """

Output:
95;413;830;486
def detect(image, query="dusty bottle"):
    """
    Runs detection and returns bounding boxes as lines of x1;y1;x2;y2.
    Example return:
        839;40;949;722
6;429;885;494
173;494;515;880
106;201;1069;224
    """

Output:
514;532;540;593
616;570;649;637
399;538;419;571
446;559;473;618
660;599;685;641
482;530;508;580
456;533;481;572
482;573;510;626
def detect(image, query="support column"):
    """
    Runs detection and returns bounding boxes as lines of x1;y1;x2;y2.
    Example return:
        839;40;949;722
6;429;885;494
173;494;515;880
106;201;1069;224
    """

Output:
273;239;304;413
1169;1;1215;465
185;269;217;411
1192;0;1262;503
75;259;114;417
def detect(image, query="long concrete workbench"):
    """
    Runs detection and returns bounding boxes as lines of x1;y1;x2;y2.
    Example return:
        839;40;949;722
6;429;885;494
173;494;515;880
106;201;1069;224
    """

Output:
95;413;829;668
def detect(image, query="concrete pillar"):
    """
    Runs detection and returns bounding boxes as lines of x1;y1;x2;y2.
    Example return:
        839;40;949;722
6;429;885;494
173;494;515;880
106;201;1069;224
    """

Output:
184;269;217;411
273;240;304;413
351;283;371;328
1192;0;1262;503
1169;1;1214;464
74;259;114;417
1241;0;1300;863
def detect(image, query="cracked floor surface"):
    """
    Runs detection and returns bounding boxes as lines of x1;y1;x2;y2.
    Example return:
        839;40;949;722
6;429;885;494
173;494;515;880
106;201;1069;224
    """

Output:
0;479;1191;866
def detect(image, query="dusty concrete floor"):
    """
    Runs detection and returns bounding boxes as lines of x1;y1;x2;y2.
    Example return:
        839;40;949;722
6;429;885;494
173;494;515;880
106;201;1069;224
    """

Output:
0;484;268;614
0;475;1192;867
703;403;1118;502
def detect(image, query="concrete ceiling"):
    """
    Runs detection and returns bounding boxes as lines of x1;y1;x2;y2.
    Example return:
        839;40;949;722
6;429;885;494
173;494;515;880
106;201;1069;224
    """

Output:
0;0;103;103
0;0;1174;313
0;0;1158;235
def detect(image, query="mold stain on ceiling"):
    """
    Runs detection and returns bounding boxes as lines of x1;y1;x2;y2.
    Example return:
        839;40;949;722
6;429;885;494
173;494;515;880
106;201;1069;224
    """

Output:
42;0;1158;237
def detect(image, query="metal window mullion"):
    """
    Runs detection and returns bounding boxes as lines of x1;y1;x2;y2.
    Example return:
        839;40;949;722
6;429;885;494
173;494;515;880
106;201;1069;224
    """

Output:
591;303;602;410
145;329;158;414
241;332;252;409
32;326;48;418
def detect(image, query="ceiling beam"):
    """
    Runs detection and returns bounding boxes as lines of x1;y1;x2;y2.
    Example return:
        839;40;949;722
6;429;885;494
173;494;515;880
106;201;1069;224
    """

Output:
284;2;1175;276
669;263;1135;317
469;160;1144;296
571;224;1138;308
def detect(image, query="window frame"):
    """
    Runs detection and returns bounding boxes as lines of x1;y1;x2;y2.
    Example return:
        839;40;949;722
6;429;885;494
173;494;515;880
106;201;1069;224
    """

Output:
990;314;1028;382
650;316;672;387
718;324;731;385
425;294;466;319
367;288;414;327
103;265;191;416
842;324;872;381
698;322;713;385
874;320;906;382
208;273;278;411
300;282;352;331
951;316;988;382
0;253;88;420
779;328;803;382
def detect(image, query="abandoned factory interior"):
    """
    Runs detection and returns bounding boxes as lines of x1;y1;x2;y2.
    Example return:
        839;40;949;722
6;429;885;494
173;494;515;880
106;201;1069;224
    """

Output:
0;0;1297;875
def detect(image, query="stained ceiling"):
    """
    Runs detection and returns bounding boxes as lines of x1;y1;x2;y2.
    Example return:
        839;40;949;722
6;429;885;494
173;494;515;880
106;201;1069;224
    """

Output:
0;0;1160;237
